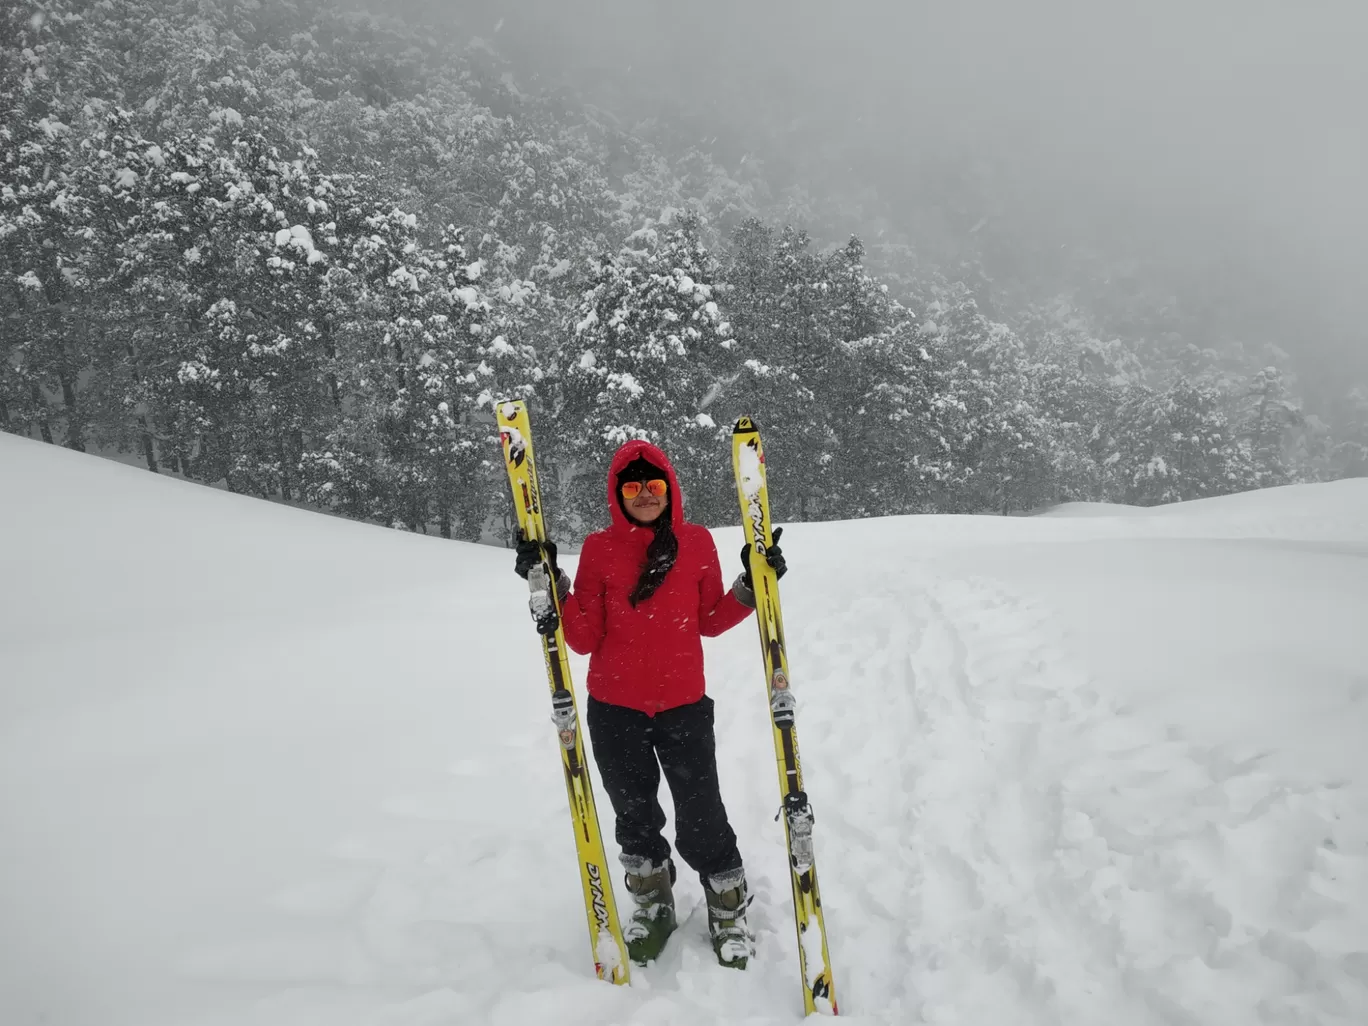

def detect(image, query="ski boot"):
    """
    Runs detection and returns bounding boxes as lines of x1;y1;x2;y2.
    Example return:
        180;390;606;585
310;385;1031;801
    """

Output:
621;854;677;964
704;866;754;969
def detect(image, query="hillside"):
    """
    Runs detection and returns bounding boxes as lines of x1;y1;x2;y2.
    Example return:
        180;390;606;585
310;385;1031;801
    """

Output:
3;434;1366;1024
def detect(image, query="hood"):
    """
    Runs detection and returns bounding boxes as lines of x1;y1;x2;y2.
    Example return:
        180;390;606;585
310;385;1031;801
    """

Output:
606;439;685;534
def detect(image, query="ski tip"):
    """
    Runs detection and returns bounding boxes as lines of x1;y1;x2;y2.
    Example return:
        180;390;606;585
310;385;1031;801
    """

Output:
733;415;757;434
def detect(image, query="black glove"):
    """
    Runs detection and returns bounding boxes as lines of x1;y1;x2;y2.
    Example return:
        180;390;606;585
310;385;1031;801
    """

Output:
516;531;569;635
739;525;786;591
515;531;557;579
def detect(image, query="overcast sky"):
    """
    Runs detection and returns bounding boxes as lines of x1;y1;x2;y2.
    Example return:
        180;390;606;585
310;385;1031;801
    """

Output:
388;0;1367;384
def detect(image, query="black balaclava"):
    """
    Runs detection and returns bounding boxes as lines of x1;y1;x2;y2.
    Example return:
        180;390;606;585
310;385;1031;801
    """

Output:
617;455;679;606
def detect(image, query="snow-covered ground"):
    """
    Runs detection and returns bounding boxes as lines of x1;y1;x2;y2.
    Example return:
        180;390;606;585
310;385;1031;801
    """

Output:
2;431;1366;1025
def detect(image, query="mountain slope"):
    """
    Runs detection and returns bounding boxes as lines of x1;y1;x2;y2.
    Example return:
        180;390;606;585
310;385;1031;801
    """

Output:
2;433;1366;1025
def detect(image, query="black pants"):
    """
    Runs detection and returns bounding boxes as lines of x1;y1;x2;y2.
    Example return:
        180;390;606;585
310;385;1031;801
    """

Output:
586;694;742;884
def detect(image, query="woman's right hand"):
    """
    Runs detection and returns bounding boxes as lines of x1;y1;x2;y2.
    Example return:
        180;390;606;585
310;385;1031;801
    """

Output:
514;532;557;579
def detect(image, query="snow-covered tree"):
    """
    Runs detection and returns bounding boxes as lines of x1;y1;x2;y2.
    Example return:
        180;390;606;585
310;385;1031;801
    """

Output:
562;210;737;526
301;213;519;539
1238;366;1302;487
721;222;908;519
3;0;1353;542
720;219;831;519
1330;386;1368;479
1104;379;1256;505
830;319;960;516
917;286;1057;513
0;3;102;449
97;127;344;494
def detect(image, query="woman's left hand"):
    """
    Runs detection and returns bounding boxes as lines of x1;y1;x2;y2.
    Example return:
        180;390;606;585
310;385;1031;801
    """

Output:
739;525;786;587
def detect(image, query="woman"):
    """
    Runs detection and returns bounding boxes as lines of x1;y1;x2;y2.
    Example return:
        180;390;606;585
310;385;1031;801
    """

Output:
514;438;786;969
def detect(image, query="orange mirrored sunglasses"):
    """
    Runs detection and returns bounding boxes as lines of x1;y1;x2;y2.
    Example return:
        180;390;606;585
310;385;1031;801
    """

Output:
620;478;668;500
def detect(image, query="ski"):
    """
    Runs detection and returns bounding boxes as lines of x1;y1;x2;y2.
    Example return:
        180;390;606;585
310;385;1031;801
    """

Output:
496;399;630;986
731;415;838;1016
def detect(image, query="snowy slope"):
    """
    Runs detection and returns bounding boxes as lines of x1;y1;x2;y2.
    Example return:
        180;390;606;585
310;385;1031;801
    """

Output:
2;431;1366;1026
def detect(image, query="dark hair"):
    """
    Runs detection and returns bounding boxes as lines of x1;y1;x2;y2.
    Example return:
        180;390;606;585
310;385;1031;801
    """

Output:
629;518;678;607
617;455;679;606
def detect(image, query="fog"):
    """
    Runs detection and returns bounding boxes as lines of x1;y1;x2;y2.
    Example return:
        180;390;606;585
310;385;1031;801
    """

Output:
385;0;1367;387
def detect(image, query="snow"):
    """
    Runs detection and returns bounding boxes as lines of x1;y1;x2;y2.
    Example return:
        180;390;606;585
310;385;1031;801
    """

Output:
274;225;325;265
176;360;219;385
595;928;625;981
451;285;482;310
799;923;828;992
609;372;644;398
389;266;419;291
2;435;1366;1025
736;440;765;499
37;116;68;139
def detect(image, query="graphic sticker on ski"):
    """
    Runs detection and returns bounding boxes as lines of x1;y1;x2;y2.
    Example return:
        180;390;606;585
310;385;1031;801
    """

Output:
732;416;838;1016
496;399;630;986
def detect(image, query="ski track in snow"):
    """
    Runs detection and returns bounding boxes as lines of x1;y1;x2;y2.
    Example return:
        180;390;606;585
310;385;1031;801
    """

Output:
167;557;1368;1024
889;571;1368;1025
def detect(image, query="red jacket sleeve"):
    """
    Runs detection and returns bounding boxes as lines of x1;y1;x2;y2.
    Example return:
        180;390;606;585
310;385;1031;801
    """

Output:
560;534;606;655
698;528;754;637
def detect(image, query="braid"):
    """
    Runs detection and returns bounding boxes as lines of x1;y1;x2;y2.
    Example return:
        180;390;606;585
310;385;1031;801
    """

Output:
629;517;678;607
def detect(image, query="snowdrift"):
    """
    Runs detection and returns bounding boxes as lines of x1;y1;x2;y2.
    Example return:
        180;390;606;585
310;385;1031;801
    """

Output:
3;432;1366;1025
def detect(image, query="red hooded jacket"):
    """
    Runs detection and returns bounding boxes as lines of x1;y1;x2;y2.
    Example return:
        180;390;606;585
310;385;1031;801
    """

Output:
560;439;754;715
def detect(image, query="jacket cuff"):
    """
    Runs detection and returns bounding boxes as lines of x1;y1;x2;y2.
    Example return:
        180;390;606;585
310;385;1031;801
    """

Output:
731;573;756;609
555;568;572;602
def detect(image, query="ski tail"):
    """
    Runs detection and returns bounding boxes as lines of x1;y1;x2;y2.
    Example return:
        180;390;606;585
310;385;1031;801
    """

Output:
496;399;630;986
732;415;838;1016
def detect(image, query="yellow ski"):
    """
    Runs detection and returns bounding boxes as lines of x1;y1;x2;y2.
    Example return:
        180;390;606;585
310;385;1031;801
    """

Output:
496;399;630;986
732;415;838;1016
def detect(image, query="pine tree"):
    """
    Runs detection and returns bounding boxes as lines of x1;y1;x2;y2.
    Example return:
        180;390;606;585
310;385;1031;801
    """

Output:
0;3;102;449
1239;366;1302;486
1022;326;1133;502
1331;386;1368;479
720;219;831;520
302;211;509;539
834;318;956;516
721;223;905;519
101;127;345;494
1105;379;1256;505
562;210;737;527
921;285;1055;513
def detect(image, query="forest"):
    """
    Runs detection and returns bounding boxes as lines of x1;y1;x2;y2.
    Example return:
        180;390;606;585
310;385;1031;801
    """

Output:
4;0;1366;540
